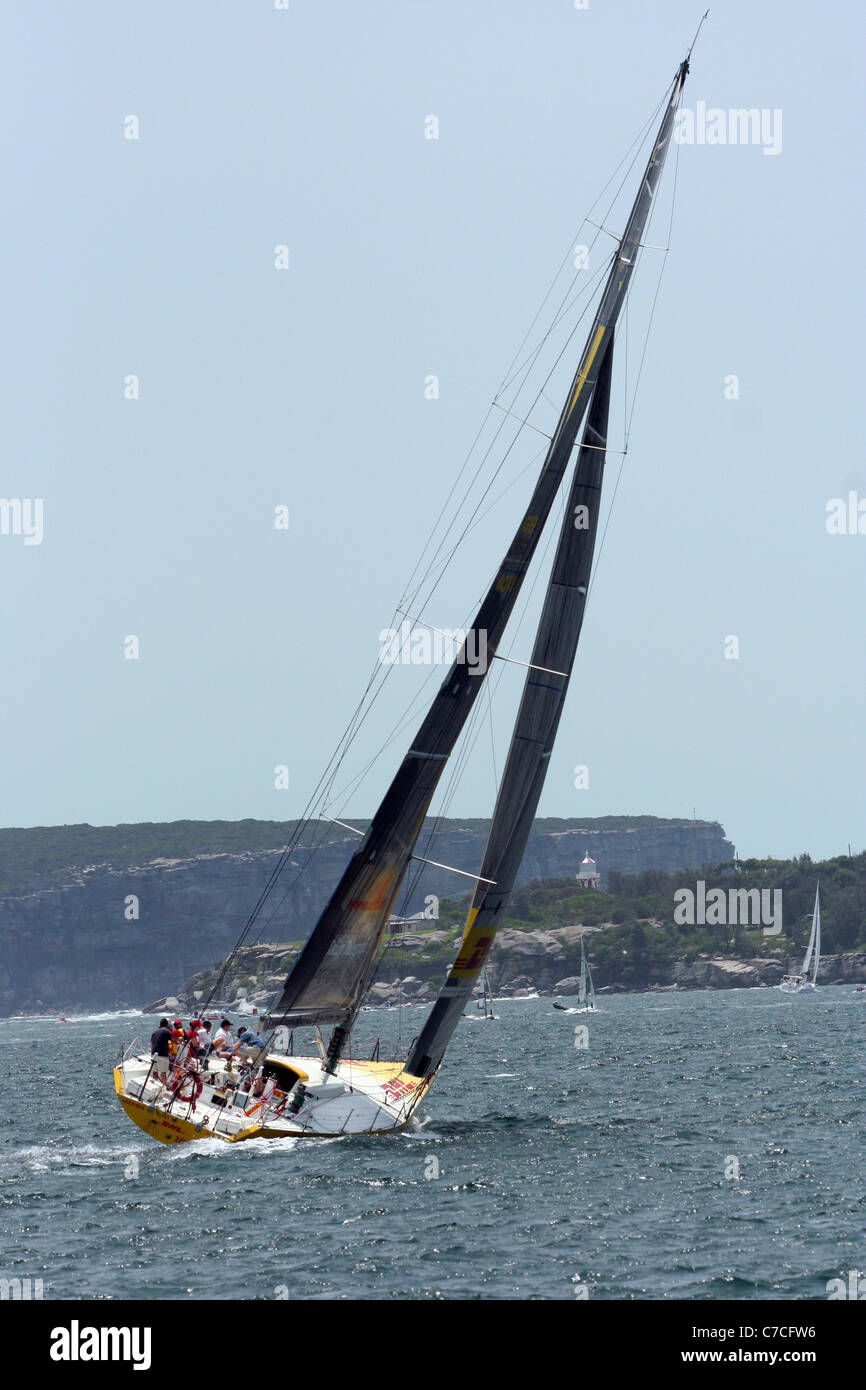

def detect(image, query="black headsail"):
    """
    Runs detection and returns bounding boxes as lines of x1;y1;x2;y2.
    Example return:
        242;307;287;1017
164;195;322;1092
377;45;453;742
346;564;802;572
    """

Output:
406;336;614;1082
271;58;689;1043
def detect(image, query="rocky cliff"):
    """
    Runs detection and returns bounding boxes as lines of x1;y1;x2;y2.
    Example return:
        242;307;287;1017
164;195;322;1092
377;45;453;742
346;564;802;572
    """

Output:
160;935;866;1015
0;816;732;1014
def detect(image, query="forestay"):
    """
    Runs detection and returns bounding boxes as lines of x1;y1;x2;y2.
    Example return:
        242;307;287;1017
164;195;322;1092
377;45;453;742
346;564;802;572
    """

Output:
273;58;690;1035
406;339;614;1080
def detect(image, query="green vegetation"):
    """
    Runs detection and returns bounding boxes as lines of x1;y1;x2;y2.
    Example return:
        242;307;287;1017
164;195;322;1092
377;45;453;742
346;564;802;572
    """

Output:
8;820;859;986
435;852;866;977
187;852;865;1001
0;815;717;899
0;819;337;898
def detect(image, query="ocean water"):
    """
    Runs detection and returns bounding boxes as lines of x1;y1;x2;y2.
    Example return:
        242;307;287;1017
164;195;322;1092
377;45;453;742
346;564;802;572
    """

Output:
0;989;862;1301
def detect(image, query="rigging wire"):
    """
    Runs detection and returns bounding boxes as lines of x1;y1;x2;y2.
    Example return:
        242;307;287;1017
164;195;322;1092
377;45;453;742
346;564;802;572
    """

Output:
586;88;685;608
319;78;675;832
355;105;686;1045
392;86;668;619
486;677;499;799
204;72;684;1016
495;90;668;400
360;475;570;1045
396;83;673;630
367;89;688;1003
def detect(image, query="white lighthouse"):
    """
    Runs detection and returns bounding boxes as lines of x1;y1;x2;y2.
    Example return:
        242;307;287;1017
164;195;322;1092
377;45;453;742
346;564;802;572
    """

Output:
576;852;601;890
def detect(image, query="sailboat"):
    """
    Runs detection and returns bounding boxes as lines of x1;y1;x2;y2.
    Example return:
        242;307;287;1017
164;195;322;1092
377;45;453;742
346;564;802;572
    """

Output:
553;935;596;1014
779;885;821;995
465;965;497;1020
575;935;597;1013
114;42;696;1145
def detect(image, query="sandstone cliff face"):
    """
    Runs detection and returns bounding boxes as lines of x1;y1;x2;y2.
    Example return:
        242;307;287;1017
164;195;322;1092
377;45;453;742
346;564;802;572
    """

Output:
0;818;732;1013
669;951;866;991
159;937;866;1015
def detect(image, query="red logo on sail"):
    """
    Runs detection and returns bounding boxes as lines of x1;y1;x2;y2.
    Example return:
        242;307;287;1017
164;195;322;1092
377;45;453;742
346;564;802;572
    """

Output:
383;1076;416;1101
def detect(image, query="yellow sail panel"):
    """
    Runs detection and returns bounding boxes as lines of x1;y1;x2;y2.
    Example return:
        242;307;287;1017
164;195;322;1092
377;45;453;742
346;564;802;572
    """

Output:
406;337;617;1083
567;325;606;420
449;908;497;977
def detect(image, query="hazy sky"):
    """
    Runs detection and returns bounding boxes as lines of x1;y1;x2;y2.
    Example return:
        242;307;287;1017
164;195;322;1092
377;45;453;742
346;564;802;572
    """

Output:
1;0;863;861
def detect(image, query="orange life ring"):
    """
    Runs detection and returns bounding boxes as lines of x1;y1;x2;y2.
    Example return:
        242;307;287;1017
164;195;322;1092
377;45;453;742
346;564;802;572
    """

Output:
245;1081;285;1118
174;1070;203;1108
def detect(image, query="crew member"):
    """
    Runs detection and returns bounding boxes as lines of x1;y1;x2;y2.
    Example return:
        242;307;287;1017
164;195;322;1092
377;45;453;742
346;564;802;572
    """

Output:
150;1017;172;1083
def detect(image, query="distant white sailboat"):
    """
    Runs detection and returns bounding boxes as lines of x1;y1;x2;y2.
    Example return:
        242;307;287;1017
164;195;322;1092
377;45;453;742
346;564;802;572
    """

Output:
780;884;820;995
465;966;497;1020
552;935;596;1014
575;935;597;1013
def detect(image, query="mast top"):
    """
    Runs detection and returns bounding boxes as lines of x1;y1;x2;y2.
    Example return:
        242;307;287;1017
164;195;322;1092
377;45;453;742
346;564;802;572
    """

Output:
685;9;709;66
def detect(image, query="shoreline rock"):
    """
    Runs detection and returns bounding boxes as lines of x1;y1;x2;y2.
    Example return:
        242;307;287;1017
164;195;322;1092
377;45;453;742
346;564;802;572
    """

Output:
0;816;733;1014
143;944;866;1016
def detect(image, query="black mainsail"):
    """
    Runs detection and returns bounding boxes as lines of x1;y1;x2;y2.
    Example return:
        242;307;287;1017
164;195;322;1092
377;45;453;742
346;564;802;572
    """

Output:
406;336;614;1081
272;57;689;1041
270;349;599;1030
113;43;702;1151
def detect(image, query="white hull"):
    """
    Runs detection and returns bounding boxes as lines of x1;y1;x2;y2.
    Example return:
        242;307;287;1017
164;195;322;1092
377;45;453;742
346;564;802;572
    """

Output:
779;979;817;995
116;1048;427;1145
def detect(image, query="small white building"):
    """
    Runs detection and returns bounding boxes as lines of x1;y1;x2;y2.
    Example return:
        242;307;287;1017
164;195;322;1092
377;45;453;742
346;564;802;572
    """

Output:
576;852;601;890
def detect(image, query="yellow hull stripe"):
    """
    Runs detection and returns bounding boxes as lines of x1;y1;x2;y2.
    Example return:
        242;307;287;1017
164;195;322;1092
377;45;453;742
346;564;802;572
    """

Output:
113;1068;262;1146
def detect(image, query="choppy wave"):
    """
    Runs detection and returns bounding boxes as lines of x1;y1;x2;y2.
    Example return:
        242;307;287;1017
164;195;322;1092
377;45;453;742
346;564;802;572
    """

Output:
63;1010;144;1023
0;989;860;1299
167;1135;304;1160
1;1141;149;1175
4;1009;143;1024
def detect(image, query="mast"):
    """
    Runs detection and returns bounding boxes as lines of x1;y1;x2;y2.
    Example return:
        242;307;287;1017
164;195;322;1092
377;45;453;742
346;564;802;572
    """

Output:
483;965;494;1018
806;883;820;984
405;57;690;1083
802;883;819;977
406;338;615;1081
271;57;689;1067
